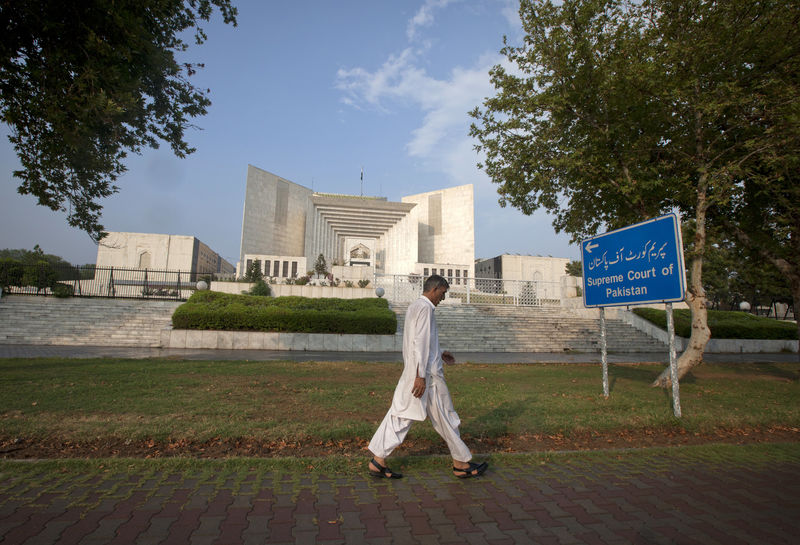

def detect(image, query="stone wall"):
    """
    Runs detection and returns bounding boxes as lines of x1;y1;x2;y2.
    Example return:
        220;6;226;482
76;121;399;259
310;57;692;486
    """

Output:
210;281;378;299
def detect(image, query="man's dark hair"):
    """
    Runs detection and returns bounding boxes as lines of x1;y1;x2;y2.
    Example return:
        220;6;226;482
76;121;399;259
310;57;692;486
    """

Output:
423;274;449;293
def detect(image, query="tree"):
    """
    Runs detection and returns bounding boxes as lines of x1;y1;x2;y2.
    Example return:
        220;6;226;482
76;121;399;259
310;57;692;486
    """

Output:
314;254;328;278
0;245;72;268
470;0;800;386
702;230;792;312
720;164;800;348
0;0;238;241
244;260;263;283
565;260;582;277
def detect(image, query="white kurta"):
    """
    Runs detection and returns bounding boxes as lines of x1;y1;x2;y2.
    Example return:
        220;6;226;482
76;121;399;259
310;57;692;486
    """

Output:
390;296;442;421
368;295;471;462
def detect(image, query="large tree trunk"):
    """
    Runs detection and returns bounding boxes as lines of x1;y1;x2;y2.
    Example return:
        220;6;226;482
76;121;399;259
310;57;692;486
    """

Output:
652;173;711;388
652;256;711;387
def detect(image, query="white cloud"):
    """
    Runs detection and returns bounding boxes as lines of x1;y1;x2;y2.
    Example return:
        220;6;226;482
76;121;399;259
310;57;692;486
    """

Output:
407;0;460;42
336;46;508;186
333;1;578;259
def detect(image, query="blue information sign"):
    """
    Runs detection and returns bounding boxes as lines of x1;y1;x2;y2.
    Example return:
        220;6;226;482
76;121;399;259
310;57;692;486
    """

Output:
581;214;686;308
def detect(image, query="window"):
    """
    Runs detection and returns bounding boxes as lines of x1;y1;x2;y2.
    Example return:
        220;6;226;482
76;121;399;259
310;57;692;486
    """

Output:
282;261;289;277
447;269;453;279
139;252;151;269
273;260;280;277
455;269;461;285
291;261;298;277
424;268;429;277
246;259;252;273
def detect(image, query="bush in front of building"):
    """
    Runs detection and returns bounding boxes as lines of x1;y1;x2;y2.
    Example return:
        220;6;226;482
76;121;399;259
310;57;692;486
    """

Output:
633;308;797;340
51;284;74;298
246;279;272;297
172;291;396;334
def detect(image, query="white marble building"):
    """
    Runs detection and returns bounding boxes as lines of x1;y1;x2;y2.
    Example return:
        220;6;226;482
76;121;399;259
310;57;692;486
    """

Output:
238;165;475;280
474;254;571;301
96;232;235;276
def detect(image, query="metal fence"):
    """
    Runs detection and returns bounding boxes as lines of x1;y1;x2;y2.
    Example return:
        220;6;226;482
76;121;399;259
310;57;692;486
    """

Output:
373;273;565;306
0;263;201;301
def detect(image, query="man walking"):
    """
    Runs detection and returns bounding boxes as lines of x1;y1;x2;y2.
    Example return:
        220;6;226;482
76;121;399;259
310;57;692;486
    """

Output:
367;274;488;479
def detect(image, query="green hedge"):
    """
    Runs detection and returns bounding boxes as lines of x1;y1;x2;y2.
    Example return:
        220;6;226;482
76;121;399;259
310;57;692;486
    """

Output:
172;291;396;334
632;308;798;340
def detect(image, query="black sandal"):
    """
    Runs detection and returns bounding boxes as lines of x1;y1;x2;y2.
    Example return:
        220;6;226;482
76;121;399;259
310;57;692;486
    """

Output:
369;459;402;479
453;461;488;479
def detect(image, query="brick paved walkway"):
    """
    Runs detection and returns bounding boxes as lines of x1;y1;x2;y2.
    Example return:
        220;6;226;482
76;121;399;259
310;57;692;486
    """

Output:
2;445;799;544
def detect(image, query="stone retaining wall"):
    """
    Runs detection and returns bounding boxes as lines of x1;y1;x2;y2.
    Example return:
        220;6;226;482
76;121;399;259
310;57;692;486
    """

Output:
622;310;798;353
160;329;401;351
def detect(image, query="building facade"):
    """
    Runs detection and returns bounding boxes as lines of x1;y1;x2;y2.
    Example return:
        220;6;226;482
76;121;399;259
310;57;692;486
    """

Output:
96;232;235;276
237;165;475;280
474;254;571;302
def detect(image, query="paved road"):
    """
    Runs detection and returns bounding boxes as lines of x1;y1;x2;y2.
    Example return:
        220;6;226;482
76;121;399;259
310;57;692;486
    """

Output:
1;343;799;364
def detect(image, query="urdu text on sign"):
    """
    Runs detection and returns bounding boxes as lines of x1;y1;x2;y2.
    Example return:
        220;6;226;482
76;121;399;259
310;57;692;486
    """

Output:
581;214;686;308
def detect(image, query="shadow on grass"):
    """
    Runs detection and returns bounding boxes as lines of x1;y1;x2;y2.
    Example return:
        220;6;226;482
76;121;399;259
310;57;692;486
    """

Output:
715;363;800;382
467;399;535;437
607;363;698;398
607;363;661;390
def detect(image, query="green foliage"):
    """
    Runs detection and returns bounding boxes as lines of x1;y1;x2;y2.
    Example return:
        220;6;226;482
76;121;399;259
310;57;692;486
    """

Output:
358;279;370;288
314;254;328;277
244;260;263;283
0;246;73;268
633;308;798;340
0;258;24;290
0;1;238;241
565;260;582;277
172;291;396;334
702;233;792;310
247;279;271;297
51;283;74;298
471;0;800;242
22;260;57;292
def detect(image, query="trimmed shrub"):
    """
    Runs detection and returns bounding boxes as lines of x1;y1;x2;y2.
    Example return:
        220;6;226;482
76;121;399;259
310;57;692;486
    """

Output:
51;283;74;298
632;308;797;340
247;279;272;297
172;291;396;334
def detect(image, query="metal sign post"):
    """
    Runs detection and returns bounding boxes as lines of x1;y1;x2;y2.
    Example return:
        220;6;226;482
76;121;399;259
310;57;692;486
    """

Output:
600;307;609;398
581;214;687;414
666;302;682;417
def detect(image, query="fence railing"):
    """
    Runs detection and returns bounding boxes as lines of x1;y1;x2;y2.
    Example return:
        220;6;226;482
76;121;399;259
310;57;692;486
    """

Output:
0;263;202;301
373;273;565;307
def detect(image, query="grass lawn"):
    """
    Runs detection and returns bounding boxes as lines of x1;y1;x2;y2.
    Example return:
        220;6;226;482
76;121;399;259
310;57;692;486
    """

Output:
1;358;798;456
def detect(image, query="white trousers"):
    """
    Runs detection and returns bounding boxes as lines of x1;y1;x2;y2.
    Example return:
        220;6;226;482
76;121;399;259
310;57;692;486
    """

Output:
368;376;472;463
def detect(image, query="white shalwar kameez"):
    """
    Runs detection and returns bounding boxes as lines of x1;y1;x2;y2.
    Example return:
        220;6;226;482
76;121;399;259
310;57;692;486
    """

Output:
368;296;472;463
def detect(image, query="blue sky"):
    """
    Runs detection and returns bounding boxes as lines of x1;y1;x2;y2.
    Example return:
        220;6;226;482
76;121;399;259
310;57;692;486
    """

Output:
0;0;578;267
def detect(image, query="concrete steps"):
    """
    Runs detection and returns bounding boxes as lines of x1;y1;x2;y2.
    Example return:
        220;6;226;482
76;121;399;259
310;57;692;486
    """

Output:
0;296;180;347
0;295;667;352
391;303;667;353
